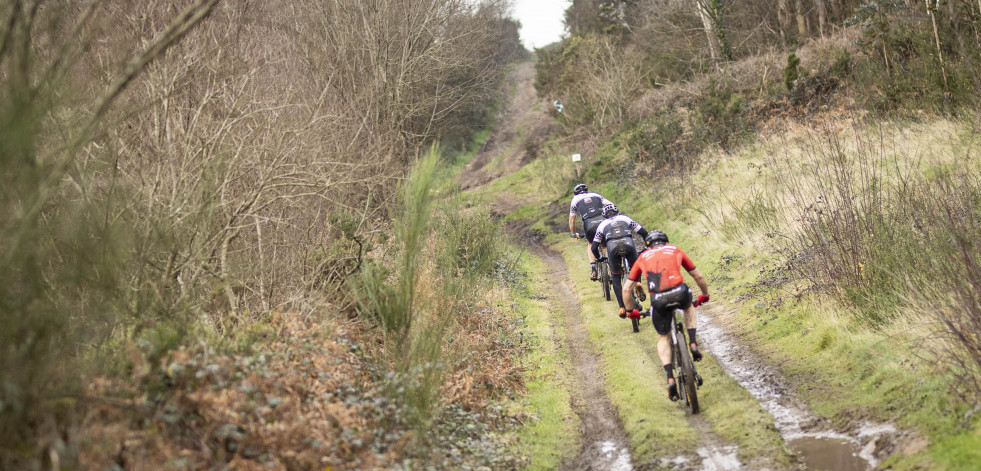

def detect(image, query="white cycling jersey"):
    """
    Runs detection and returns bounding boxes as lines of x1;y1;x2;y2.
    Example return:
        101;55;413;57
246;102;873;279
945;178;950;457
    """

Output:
593;214;643;245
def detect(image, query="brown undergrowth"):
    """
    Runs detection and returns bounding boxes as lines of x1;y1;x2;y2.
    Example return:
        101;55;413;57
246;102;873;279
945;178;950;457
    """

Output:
78;290;528;470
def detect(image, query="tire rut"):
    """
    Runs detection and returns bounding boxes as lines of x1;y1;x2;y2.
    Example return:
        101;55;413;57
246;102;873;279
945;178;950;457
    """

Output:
530;243;634;471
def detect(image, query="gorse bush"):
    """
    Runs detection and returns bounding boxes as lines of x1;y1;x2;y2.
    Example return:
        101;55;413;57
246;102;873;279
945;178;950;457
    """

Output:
355;148;438;344
696;80;749;150
353;147;511;436
436;203;506;281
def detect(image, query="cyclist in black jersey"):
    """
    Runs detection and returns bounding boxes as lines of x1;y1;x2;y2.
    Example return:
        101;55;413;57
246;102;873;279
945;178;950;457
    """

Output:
568;183;613;280
591;203;650;317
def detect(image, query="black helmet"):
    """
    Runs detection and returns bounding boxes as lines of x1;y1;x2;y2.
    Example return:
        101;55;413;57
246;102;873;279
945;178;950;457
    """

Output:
603;203;618;218
573;183;588;195
645;230;668;246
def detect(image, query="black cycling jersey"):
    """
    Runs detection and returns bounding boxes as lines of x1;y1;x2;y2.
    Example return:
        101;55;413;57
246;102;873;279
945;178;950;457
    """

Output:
569;192;608;222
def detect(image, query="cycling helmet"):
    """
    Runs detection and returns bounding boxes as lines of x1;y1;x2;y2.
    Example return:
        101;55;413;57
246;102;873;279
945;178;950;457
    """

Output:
573;183;588;195
645;230;669;246
603;203;619;218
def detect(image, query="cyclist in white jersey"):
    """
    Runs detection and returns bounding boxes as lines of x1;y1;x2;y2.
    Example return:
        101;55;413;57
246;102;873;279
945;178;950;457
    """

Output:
591;203;650;317
568;183;613;280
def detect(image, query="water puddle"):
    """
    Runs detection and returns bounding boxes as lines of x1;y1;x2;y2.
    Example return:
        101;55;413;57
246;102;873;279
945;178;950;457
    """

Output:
789;436;867;471
598;440;633;471
698;312;896;470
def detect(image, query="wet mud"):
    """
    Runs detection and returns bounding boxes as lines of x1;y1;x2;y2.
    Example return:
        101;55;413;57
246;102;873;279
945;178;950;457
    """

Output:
698;307;897;470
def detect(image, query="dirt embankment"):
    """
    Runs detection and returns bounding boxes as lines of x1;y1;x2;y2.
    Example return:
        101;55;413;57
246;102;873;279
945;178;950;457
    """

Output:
459;60;555;191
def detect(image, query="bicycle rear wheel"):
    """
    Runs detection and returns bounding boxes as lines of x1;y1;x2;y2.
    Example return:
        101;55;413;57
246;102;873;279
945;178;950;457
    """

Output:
600;264;612;301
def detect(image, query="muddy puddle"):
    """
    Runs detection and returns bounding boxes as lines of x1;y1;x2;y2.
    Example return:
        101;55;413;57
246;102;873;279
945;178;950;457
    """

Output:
698;311;896;470
598;440;633;471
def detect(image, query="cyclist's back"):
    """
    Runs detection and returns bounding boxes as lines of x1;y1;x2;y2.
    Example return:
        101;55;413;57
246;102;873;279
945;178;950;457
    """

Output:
632;243;694;294
568;183;612;280
570;191;608;237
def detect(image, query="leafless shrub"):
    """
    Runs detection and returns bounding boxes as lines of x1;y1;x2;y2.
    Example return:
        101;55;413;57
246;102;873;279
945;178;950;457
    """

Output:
1;0;520;466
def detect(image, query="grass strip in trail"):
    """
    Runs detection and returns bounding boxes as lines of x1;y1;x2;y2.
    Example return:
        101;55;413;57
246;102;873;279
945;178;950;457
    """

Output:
511;252;580;469
550;234;792;468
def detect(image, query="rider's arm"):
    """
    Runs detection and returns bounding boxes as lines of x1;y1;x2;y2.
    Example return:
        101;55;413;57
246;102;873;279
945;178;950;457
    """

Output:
622;278;638;311
687;267;710;298
628;217;648;238
569;214;577;235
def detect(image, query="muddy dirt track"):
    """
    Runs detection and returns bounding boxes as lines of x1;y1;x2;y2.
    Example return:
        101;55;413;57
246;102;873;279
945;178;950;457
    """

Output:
463;58;905;470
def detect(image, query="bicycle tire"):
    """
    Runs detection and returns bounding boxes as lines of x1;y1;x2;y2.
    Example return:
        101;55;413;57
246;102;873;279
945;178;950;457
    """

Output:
631;316;640;332
676;326;700;414
600;264;612;301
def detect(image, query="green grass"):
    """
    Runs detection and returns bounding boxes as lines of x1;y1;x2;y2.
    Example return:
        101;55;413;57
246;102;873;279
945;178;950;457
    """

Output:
512;252;579;469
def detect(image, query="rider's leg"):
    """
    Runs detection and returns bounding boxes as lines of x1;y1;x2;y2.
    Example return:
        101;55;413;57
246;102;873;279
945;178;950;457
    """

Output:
657;333;673;367
612;274;625;309
682;304;698;339
682;305;702;361
659;333;679;400
610;248;627;310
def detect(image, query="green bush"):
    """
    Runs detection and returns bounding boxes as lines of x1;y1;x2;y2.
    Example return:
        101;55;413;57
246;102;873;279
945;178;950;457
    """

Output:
784;52;801;91
435;204;506;281
695;80;749;149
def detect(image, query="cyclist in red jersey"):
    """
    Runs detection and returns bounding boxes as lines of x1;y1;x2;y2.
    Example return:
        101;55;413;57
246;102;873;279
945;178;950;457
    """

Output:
622;230;711;401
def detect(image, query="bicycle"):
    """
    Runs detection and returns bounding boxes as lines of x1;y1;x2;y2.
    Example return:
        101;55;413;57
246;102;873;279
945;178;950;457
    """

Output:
664;304;701;414
595;253;612;302
573;233;613;301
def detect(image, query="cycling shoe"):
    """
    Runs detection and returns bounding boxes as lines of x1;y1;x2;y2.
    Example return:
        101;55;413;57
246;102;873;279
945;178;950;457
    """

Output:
635;285;647;302
667;380;679;401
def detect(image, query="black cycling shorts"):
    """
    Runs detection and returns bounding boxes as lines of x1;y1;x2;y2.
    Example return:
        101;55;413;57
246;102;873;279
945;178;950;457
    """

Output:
648;283;692;335
607;241;638;276
584;216;603;241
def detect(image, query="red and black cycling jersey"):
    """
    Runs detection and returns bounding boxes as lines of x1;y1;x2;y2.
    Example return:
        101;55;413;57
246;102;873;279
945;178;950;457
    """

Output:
628;244;695;293
569;192;610;222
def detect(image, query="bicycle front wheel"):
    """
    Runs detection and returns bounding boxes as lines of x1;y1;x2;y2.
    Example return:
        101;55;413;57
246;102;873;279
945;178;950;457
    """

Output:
677;329;700;414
